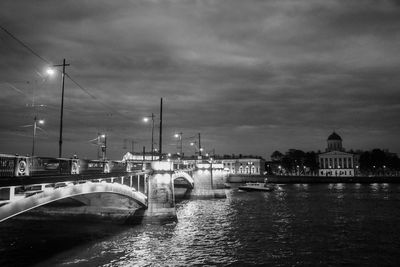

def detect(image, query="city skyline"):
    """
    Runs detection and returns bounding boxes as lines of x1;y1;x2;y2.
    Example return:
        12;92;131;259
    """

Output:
1;0;400;160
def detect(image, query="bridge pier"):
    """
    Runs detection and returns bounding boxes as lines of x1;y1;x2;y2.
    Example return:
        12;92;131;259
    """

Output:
188;167;227;199
139;171;176;224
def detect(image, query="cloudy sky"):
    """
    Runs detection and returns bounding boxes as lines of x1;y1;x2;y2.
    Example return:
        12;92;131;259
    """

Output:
1;0;400;160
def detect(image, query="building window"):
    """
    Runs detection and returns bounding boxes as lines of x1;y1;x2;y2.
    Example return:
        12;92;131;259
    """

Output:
245;166;250;174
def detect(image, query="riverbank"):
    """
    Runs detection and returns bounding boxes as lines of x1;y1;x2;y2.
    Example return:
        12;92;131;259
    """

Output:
228;175;267;183
266;175;400;183
228;174;400;183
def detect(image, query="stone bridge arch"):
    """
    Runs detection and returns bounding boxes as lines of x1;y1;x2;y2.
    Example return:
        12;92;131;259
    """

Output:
0;182;147;222
172;171;194;189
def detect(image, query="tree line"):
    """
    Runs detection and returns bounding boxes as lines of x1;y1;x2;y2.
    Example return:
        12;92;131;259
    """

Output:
269;149;400;176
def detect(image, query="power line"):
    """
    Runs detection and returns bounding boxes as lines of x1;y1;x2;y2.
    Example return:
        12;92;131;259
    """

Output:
0;25;51;64
65;73;132;120
1;24;133;122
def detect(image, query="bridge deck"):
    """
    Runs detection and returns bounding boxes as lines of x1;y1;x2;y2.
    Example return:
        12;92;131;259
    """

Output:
0;170;149;187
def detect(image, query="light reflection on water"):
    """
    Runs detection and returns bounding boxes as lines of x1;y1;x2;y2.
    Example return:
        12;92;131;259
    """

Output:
2;183;400;266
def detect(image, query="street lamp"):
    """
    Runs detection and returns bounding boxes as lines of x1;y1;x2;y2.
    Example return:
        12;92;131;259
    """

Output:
100;134;107;160
143;113;155;161
174;132;183;156
32;116;45;156
46;68;55;76
190;141;203;158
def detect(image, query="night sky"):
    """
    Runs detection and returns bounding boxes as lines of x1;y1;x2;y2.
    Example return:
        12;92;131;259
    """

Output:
1;0;400;160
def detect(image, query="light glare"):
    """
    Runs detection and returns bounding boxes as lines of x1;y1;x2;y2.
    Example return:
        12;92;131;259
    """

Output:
46;68;55;76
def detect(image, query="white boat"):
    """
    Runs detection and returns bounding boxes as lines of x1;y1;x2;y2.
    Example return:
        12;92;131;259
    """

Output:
238;179;274;192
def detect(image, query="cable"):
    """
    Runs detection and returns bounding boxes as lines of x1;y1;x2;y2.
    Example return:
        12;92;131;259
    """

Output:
0;25;51;64
65;73;132;120
1;24;133;121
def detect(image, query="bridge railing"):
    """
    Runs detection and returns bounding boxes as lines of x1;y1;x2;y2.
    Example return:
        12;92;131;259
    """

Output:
0;154;149;179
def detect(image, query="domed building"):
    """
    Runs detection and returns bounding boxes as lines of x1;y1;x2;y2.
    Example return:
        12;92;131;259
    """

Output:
327;132;344;152
318;132;356;177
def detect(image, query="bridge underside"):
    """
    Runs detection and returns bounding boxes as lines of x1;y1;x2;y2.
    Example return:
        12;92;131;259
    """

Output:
0;182;147;223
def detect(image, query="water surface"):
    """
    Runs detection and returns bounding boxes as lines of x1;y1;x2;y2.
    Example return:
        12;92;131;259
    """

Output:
1;183;400;266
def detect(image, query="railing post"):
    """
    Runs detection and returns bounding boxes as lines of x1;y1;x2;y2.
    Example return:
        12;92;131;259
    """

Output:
9;186;15;201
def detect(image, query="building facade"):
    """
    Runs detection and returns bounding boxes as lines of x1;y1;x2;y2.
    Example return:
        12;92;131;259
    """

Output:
318;132;356;177
122;152;160;161
222;158;265;175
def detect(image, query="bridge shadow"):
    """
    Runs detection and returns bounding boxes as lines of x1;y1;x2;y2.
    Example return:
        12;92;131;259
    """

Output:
0;217;132;267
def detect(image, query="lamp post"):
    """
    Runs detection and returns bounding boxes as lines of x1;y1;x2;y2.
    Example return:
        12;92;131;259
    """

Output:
190;141;196;155
190;141;204;159
100;134;107;160
32;116;44;156
143;113;155;161
174;132;183;157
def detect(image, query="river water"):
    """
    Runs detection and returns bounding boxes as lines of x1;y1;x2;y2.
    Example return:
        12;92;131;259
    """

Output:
1;183;400;266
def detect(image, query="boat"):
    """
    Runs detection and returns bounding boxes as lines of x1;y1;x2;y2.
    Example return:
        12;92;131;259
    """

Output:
238;179;274;192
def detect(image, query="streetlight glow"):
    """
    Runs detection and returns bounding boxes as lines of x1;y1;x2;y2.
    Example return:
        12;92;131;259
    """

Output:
32;116;45;156
46;68;55;76
174;132;183;157
143;113;155;160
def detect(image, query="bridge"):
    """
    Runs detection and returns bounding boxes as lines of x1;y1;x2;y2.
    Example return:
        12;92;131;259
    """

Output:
0;157;228;223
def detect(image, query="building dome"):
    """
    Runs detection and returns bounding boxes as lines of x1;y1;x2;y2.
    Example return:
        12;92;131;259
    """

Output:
327;132;342;141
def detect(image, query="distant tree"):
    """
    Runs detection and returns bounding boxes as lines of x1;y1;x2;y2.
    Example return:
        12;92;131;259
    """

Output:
371;149;386;169
359;149;400;175
305;151;318;172
271;151;283;162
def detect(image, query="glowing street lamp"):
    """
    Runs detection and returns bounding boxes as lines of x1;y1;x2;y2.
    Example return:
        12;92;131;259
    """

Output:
46;68;55;76
32;116;45;156
190;141;202;157
174;132;183;156
143;113;155;160
99;134;107;160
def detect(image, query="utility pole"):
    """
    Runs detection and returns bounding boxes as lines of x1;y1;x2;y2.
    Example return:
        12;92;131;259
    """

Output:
176;132;183;156
101;134;107;160
151;113;155;161
32;116;38;156
198;132;202;156
159;97;163;160
53;59;70;158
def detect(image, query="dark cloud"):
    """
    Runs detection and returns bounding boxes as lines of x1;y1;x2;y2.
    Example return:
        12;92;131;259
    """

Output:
1;0;399;159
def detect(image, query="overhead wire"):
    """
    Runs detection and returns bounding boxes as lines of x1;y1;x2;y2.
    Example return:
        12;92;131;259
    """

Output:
0;25;51;64
0;24;132;121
